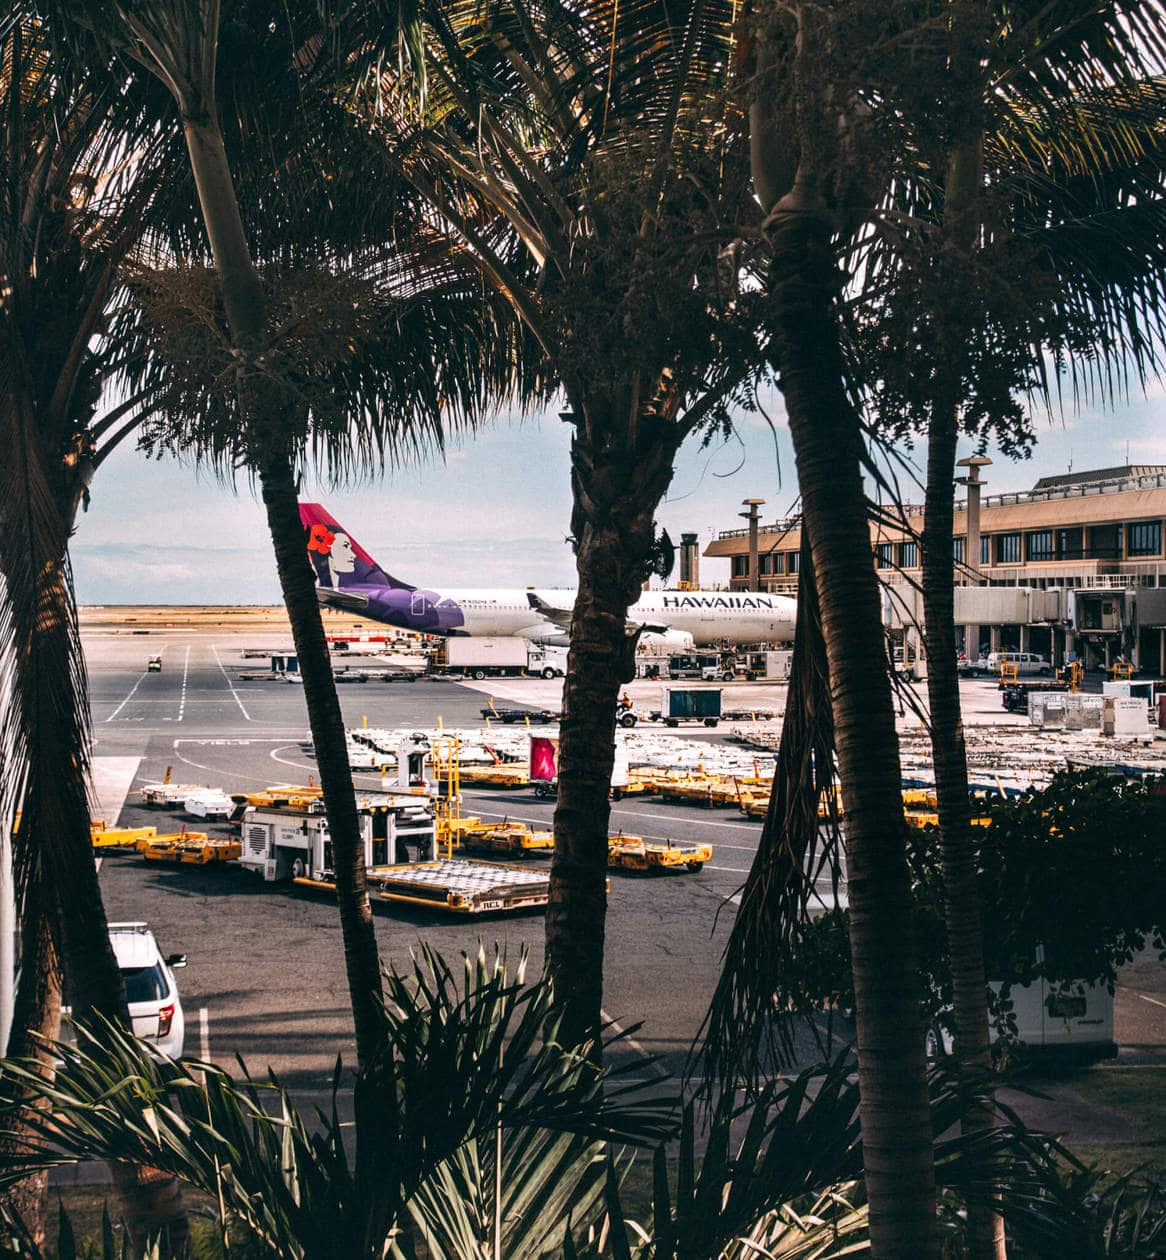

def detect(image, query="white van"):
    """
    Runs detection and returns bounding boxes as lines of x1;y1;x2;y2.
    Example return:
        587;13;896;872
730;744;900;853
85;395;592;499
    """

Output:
986;651;1053;677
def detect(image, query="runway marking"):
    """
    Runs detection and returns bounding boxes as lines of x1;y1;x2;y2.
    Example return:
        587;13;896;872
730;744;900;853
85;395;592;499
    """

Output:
271;746;316;772
105;671;149;722
1131;990;1166;1011
212;645;252;721
466;807;711;848
600;1008;662;1073
177;645;191;722
199;1007;210;1062
707;864;750;874
171;743;272;782
611;808;759;832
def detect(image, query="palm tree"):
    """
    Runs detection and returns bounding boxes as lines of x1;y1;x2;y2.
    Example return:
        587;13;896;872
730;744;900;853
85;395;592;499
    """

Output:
854;12;1166;1254
0;15;192;1246
58;0;529;1071
745;7;943;1253
348;0;763;1045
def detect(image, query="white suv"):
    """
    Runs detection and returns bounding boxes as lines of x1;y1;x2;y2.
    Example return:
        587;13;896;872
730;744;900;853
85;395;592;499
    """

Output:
107;922;187;1058
986;651;1053;677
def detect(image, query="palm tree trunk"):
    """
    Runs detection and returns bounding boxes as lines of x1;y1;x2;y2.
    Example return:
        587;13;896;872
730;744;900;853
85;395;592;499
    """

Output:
923;411;1006;1260
257;451;385;1067
1;413;191;1253
767;205;937;1259
925;106;1007;1258
0;889;60;1249
177;111;386;1068
547;402;679;1048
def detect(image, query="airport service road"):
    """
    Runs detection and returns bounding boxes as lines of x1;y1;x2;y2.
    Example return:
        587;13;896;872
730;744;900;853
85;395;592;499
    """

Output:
88;632;838;1093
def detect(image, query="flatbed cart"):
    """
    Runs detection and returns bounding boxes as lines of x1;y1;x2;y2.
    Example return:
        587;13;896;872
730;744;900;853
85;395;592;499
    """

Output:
607;834;711;874
92;822;160;848
366;859;551;914
452;818;555;857
480;707;558;725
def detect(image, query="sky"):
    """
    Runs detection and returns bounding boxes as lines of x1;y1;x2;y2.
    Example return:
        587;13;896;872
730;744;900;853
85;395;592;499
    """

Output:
71;380;1166;605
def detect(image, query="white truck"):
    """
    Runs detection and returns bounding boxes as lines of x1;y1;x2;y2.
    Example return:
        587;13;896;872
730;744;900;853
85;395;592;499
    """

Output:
441;637;548;679
238;792;437;882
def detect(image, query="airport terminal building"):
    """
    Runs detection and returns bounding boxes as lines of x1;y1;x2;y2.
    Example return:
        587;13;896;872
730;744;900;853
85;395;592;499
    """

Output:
702;464;1166;673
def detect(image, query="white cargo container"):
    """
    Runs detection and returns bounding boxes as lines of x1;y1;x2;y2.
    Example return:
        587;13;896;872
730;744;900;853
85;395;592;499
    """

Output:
183;789;235;820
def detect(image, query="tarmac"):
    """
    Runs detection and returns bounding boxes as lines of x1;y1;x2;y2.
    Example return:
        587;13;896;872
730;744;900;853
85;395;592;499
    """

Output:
63;622;1165;1176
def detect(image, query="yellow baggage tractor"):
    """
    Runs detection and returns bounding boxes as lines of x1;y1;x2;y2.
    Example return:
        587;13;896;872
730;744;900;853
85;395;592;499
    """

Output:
91;822;158;848
140;833;243;865
454;819;555;857
606;833;712;874
736;785;772;819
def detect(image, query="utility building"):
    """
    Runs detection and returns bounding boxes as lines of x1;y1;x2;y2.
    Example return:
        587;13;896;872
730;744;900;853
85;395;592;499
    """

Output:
703;464;1166;673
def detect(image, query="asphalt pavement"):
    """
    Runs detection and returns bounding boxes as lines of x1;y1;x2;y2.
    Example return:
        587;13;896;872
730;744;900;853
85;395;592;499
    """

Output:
85;629;1164;1130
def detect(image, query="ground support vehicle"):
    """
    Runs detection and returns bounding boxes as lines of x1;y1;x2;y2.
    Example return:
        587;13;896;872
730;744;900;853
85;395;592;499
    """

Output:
439;636;532;679
1001;680;1063;713
655;772;742;808
667;652;733;681
184;789;234;820
147;655;162;672
529;735;629;799
481;706;559;725
606;834;711;874
139;781;206;807
451;818;555;857
460;764;532;789
367;860;551;914
139;833;242;865
92;822;161;848
238;793;437;882
658;686;722;728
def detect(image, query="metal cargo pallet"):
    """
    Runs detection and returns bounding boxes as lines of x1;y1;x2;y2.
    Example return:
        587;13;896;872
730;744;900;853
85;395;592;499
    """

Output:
364;858;551;914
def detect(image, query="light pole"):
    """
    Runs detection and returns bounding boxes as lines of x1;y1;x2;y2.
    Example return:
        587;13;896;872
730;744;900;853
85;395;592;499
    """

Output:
739;498;766;591
956;456;991;658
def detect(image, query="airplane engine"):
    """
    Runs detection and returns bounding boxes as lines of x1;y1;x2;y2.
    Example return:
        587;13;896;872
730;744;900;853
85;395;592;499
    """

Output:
639;628;695;652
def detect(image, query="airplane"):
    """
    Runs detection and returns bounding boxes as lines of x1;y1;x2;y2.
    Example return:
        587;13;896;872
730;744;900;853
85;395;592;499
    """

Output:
299;503;797;649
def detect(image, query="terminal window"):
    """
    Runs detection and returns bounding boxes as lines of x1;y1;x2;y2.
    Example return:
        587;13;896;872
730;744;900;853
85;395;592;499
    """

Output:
1127;521;1162;557
898;541;919;568
1026;530;1054;561
876;543;894;569
732;555;748;577
1056;527;1084;560
980;536;991;564
995;533;1022;564
953;537;965;563
787;552;800;573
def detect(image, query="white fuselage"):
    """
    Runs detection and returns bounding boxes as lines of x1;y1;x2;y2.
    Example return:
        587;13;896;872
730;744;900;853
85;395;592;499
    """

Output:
440;589;796;648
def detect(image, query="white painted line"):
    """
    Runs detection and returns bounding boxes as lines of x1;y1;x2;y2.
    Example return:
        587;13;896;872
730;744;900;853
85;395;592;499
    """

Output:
271;746;316;772
177;645;191;722
1132;990;1166;1011
707;864;750;874
600;1007;661;1072
105;672;148;722
611;808;759;832
212;645;251;721
199;1007;210;1062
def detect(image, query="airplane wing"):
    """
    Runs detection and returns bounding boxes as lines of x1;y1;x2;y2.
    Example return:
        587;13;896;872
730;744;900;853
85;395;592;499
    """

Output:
526;591;668;637
316;587;370;611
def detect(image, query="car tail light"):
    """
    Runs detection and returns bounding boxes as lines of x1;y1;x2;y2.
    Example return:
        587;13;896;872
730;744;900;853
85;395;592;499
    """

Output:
157;1004;175;1038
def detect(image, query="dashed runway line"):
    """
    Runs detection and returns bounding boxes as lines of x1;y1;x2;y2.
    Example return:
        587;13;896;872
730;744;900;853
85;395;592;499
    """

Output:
199;1007;210;1062
177;645;191;721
